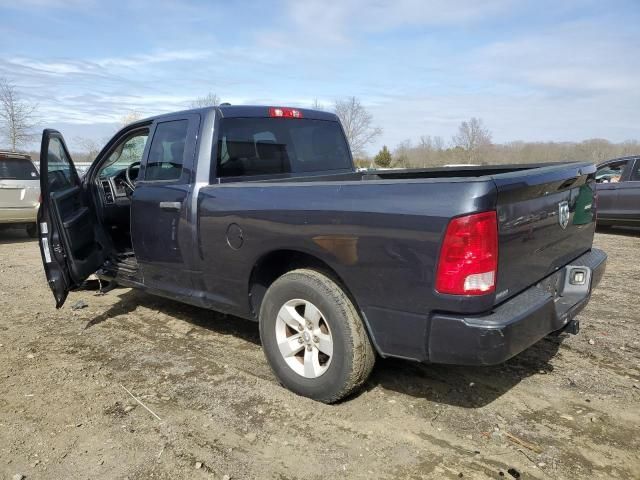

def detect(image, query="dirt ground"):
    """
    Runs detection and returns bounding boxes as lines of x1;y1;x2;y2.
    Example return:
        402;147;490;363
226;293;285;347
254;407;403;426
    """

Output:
0;228;638;480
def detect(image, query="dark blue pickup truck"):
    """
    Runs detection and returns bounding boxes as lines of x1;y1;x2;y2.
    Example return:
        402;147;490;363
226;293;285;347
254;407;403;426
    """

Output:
37;105;606;402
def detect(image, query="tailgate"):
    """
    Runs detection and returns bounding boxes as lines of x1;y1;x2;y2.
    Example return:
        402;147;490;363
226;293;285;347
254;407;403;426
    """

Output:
492;162;597;303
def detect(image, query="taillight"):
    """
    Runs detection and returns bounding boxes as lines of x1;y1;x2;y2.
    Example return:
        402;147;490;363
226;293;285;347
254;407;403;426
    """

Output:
435;211;498;295
268;107;303;118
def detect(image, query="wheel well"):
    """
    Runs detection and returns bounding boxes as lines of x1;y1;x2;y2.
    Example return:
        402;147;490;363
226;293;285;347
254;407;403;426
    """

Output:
248;250;349;320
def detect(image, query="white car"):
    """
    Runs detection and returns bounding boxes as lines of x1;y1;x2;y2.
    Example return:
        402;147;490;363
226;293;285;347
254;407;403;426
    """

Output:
0;151;40;237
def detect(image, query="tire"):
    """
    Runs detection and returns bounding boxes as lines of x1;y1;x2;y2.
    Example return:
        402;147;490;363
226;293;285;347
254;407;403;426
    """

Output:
26;223;38;238
259;268;375;403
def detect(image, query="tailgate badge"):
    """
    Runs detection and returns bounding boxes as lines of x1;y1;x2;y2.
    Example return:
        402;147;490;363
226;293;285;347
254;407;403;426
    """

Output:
558;201;570;229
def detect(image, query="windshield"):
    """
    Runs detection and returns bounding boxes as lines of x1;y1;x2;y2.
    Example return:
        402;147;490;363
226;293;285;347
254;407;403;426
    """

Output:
99;131;148;177
0;158;39;180
217;118;351;177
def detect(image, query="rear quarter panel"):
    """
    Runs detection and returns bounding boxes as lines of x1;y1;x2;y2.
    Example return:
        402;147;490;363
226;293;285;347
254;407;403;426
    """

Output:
195;179;497;360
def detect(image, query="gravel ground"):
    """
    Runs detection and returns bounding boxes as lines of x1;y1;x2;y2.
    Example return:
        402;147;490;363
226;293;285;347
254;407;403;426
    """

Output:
0;227;638;480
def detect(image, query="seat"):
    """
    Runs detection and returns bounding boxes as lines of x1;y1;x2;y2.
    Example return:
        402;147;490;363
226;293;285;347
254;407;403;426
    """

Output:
307;127;341;170
146;140;184;180
252;141;289;175
220;140;257;177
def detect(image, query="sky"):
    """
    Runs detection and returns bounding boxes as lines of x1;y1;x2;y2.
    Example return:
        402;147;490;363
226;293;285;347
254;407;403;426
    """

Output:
1;0;639;153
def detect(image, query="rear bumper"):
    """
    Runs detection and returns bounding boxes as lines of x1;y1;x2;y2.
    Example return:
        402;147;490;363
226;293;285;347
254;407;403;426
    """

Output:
0;206;38;224
427;248;607;365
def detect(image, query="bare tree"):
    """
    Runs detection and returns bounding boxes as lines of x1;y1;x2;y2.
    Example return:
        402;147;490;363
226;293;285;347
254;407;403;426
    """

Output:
393;139;412;168
0;77;38;151
452;117;492;164
73;136;103;162
334;97;382;157
118;110;144;128
311;98;324;110
190;92;220;108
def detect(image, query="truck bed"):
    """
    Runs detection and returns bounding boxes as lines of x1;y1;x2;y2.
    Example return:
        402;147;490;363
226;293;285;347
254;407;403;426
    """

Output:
232;161;582;183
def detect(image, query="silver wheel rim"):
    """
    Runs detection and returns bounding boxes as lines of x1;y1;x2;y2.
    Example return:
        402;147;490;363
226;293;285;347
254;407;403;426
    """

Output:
275;299;333;378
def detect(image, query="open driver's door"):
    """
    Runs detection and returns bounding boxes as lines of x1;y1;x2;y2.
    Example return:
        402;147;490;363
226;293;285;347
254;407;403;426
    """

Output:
37;129;107;308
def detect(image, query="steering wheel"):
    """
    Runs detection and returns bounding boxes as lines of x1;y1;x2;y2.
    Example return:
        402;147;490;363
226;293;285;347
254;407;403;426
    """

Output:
124;161;141;192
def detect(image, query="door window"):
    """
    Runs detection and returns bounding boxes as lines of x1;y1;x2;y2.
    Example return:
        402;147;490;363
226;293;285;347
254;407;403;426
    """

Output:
596;160;628;184
47;137;77;193
145;120;189;181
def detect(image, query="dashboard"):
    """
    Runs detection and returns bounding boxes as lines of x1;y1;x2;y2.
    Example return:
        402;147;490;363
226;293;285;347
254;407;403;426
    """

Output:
98;169;130;205
99;172;128;205
94;167;135;229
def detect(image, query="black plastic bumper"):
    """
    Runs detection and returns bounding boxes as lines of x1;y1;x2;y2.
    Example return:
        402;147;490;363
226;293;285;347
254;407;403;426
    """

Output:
427;248;607;365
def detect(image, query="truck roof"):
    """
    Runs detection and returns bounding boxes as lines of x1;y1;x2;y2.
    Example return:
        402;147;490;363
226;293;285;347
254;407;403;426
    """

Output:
138;105;339;125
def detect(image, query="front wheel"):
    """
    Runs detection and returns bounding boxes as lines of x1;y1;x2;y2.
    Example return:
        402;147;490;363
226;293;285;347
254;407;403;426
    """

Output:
259;269;375;403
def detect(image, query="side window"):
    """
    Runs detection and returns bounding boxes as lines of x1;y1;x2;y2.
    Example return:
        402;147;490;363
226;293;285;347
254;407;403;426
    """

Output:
47;137;77;193
145;120;188;181
631;160;640;181
596;160;628;184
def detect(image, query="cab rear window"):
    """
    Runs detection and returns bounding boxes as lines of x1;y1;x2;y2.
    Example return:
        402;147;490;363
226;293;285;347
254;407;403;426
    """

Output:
0;158;39;180
216;118;351;177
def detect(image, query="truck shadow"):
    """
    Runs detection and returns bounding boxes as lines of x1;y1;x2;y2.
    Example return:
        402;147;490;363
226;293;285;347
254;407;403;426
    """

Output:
85;287;563;409
366;337;563;408
84;287;261;346
0;227;36;245
596;225;640;237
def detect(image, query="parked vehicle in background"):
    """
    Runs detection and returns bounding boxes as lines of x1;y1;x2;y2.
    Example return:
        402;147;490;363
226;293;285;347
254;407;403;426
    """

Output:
37;106;605;403
596;156;640;227
0;151;40;237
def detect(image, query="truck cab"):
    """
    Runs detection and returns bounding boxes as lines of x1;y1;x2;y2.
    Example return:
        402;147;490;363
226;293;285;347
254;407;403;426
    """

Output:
38;106;352;307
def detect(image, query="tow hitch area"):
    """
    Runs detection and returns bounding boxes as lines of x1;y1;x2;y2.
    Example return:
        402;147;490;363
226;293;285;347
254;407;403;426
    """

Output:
565;319;580;335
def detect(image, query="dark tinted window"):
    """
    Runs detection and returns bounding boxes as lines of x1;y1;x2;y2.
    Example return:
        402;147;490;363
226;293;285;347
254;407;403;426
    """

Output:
47;138;76;192
0;158;39;180
216;118;351;177
145;120;188;181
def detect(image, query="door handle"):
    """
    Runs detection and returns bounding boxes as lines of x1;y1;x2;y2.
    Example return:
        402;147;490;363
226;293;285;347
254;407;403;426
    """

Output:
159;201;182;211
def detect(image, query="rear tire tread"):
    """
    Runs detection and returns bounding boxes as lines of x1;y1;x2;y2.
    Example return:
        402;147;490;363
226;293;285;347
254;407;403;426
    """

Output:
260;268;375;403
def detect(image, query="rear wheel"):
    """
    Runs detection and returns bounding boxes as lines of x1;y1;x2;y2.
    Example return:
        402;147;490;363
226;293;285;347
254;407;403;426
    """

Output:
26;223;37;238
259;269;375;403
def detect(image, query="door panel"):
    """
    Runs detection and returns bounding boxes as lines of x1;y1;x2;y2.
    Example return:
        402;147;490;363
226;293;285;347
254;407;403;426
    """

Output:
616;179;640;223
38;129;107;308
130;115;200;294
596;183;618;220
595;159;630;222
619;159;640;222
